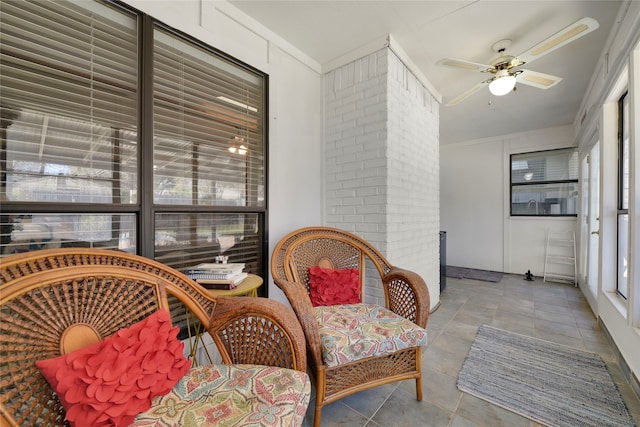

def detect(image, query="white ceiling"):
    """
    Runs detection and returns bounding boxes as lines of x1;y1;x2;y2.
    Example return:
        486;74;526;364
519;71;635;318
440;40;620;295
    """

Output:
228;0;622;144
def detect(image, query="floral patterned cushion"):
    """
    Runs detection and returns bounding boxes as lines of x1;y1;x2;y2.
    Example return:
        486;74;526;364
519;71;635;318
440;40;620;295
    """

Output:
314;303;428;367
131;364;311;427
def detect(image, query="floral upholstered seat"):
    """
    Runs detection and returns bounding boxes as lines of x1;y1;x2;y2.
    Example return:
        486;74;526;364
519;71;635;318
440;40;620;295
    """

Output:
314;303;428;367
133;364;311;426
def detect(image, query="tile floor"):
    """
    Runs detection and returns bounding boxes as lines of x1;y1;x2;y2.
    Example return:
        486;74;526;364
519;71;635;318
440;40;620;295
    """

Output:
301;274;640;426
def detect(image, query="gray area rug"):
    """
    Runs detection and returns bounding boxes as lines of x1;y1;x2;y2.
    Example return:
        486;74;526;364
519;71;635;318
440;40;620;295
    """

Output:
446;266;503;282
457;325;636;427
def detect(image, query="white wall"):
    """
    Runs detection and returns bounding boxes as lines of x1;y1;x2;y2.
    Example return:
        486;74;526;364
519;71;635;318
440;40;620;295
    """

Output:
440;140;503;271
123;0;324;305
267;45;324;304
441;125;576;276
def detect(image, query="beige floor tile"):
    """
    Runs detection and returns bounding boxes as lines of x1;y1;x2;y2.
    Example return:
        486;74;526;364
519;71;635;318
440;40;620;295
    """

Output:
534;317;582;339
534;307;576;325
397;366;461;412
455;393;531;427
372;392;453;427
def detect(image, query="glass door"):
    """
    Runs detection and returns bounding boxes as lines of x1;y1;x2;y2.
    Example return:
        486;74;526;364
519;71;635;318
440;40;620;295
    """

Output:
587;142;601;298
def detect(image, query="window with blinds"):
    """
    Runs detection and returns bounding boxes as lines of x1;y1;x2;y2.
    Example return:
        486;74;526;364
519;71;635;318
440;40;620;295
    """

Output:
617;92;629;299
1;1;138;206
1;1;138;254
151;25;265;275
153;27;264;208
0;1;268;288
510;148;579;216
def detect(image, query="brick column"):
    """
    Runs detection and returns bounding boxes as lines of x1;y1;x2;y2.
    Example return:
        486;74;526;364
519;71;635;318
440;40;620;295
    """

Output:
324;47;440;306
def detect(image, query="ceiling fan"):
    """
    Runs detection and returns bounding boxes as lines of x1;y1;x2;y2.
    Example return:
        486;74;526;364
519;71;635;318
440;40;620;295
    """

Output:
437;17;600;106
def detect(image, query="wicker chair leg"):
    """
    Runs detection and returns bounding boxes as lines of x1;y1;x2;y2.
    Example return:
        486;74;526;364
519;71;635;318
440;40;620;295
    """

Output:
313;372;326;427
416;347;423;400
313;403;323;427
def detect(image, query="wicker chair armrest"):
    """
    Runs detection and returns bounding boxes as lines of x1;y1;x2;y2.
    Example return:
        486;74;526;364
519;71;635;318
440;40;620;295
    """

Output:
382;267;430;328
208;296;307;372
272;277;324;369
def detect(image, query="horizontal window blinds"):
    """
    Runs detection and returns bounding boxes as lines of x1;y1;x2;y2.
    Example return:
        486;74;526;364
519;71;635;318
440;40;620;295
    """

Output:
154;213;261;273
511;148;578;184
0;0;138;204
1;213;136;253
510;148;579;216
1;1;137;126
153;27;265;207
619;93;629;209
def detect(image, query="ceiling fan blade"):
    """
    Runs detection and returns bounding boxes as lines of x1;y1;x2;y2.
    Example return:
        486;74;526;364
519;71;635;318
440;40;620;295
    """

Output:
437;58;490;71
446;81;489;106
517;17;599;65
516;69;562;89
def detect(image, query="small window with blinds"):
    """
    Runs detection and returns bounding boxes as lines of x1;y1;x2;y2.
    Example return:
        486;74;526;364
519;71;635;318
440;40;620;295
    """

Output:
510;148;579;216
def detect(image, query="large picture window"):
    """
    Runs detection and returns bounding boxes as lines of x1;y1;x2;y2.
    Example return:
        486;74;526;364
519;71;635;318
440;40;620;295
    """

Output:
0;1;267;288
510;148;579;216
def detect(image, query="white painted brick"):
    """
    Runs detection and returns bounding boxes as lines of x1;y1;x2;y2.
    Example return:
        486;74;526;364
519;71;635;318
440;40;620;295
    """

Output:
355;223;380;233
325;181;342;191
357;202;384;213
343;145;364;156
335;137;358;149
343;214;365;223
363;214;387;224
363;98;386;115
342;197;365;206
356;187;380;197
334;188;357;198
324;47;440;308
341;178;366;189
356;168;382;179
334;153;358;164
335;171;358;183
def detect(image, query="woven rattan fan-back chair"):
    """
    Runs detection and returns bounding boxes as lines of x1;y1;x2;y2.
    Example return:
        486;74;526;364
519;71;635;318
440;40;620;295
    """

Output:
271;226;430;427
0;248;308;426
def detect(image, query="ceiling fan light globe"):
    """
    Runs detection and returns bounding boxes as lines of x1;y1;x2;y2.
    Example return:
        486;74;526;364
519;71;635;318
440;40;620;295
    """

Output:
489;74;516;96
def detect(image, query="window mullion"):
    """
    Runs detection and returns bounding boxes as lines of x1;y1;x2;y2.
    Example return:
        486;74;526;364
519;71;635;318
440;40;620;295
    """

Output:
139;14;155;259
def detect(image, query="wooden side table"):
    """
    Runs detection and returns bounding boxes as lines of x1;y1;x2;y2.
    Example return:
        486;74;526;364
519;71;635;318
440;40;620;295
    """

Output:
198;274;263;297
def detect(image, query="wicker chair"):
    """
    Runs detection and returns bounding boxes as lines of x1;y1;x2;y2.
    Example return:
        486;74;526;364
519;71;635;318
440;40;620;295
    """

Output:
271;226;430;427
0;248;310;426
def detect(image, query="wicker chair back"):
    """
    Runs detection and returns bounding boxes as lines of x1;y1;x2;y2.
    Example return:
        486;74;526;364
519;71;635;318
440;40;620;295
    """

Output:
1;248;306;426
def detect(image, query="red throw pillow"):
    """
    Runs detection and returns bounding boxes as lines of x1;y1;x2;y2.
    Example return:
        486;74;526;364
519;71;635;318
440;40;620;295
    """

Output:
36;309;191;427
308;266;361;307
